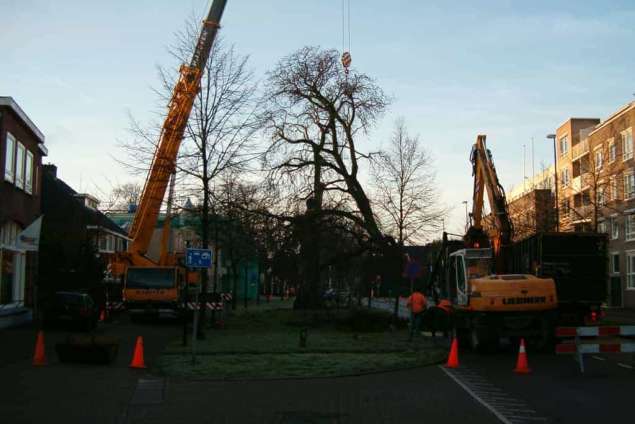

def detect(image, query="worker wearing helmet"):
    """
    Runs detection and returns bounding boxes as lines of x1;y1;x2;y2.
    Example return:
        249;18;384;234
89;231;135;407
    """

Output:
406;287;427;341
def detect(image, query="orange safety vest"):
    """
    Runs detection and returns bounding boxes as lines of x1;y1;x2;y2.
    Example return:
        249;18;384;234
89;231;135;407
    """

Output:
407;292;427;314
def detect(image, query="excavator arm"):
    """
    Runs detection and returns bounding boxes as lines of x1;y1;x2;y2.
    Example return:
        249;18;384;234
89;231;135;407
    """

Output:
465;135;513;260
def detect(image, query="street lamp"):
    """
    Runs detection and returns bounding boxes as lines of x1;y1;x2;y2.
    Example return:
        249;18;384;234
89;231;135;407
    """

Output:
547;134;560;231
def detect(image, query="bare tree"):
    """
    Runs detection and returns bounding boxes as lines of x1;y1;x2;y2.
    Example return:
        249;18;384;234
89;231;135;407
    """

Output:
262;46;392;307
371;119;444;246
100;183;142;212
263;46;389;243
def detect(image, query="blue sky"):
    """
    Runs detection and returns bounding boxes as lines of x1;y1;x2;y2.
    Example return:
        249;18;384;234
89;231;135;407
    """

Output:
2;0;634;237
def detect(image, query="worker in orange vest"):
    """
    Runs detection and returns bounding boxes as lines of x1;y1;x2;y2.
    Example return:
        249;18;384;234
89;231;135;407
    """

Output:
406;287;427;341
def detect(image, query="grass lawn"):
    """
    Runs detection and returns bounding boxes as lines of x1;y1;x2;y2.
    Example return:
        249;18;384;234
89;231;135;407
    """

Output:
157;300;447;379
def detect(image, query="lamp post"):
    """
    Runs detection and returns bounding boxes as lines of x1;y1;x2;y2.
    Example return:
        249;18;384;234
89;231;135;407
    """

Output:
547;134;560;231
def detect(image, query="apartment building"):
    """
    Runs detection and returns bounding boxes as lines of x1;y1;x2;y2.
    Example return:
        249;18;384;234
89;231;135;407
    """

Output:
554;102;635;308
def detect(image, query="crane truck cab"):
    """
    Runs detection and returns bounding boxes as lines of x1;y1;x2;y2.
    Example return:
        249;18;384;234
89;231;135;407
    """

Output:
446;248;558;351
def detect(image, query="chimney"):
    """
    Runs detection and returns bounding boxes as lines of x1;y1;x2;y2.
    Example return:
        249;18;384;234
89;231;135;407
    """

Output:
43;163;57;179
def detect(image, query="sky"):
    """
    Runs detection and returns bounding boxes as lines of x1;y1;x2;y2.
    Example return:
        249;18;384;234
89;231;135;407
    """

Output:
2;0;634;239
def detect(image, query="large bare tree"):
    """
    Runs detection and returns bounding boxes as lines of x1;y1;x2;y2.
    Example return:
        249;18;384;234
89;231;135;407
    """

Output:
262;46;395;307
371;119;444;246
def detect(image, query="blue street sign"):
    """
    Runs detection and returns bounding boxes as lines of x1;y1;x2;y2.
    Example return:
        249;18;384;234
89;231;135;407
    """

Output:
186;248;213;268
405;260;421;280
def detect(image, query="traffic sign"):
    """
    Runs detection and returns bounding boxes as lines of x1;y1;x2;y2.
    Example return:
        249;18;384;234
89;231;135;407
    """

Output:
404;260;421;280
186;248;213;268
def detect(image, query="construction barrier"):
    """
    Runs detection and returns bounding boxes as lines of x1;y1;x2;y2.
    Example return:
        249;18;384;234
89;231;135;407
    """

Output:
106;301;125;312
182;302;224;311
555;325;635;373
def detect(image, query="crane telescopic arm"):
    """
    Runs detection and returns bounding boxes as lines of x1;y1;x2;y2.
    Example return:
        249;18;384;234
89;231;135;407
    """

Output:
465;135;513;259
122;0;227;269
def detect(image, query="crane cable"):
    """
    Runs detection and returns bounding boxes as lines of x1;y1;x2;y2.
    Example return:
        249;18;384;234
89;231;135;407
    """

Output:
341;0;352;76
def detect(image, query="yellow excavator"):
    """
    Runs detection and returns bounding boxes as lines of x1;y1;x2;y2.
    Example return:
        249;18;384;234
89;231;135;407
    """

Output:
431;135;558;351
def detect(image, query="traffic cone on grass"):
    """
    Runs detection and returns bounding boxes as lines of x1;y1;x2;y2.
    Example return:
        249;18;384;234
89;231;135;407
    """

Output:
446;337;459;368
129;336;146;369
32;330;47;366
514;338;531;374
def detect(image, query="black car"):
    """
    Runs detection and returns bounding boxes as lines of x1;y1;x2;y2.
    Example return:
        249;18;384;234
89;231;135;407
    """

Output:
42;291;99;331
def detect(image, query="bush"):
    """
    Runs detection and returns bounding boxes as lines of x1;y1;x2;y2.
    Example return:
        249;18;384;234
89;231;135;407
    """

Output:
336;308;393;333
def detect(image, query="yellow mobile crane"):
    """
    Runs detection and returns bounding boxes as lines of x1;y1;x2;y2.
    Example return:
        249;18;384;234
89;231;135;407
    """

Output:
111;0;227;318
433;135;558;351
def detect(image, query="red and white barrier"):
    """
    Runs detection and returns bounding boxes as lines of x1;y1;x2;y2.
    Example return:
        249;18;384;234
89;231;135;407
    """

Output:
106;301;125;311
556;326;635;338
183;302;223;311
555;325;635;372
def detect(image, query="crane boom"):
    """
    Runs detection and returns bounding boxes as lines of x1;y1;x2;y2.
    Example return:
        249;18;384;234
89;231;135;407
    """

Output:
127;0;227;264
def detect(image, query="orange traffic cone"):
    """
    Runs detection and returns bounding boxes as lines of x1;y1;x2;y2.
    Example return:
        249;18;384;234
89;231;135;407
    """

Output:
99;309;106;322
446;337;460;368
514;338;531;374
32;330;47;366
129;336;146;369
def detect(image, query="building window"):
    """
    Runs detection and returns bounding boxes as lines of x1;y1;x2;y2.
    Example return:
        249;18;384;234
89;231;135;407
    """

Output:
611;253;620;274
626;214;635;241
622;128;633;161
25;151;33;194
597;186;606;206
625;173;635;199
15;142;25;190
627;252;635;289
609;139;616;163
561;168;570;187
559;135;569;156
598;221;608;234
595;148;603;170
4;132;16;183
610;176;618;201
611;217;619;240
1;221;21;246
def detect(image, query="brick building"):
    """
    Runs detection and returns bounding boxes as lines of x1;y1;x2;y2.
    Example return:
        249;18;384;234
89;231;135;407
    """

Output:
0;97;47;328
552;102;634;307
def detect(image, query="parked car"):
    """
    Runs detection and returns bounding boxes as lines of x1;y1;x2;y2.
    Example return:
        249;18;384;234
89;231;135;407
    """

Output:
42;291;99;331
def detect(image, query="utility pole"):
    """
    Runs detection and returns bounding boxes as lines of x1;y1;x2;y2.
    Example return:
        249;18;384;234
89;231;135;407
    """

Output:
547;134;560;231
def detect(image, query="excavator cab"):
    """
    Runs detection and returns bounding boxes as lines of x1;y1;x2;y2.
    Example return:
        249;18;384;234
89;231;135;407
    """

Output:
447;248;493;306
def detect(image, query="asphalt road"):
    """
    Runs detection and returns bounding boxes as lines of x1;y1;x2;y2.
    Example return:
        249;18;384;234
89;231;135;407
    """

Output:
0;314;181;424
3;307;634;424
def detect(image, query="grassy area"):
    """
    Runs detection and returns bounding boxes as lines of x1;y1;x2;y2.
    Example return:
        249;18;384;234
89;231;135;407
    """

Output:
157;300;446;379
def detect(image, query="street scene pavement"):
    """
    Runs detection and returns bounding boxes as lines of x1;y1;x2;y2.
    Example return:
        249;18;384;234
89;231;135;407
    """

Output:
2;306;634;424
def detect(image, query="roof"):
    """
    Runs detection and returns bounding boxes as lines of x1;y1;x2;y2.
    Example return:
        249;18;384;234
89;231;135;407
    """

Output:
588;101;635;137
0;96;45;144
44;170;127;237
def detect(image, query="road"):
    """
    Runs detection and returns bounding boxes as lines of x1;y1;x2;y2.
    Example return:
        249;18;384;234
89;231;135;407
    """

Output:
2;308;634;423
0;314;180;424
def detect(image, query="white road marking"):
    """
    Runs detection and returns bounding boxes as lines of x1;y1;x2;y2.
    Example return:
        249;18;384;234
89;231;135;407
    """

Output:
591;355;606;361
439;366;513;424
617;363;633;369
440;366;550;424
